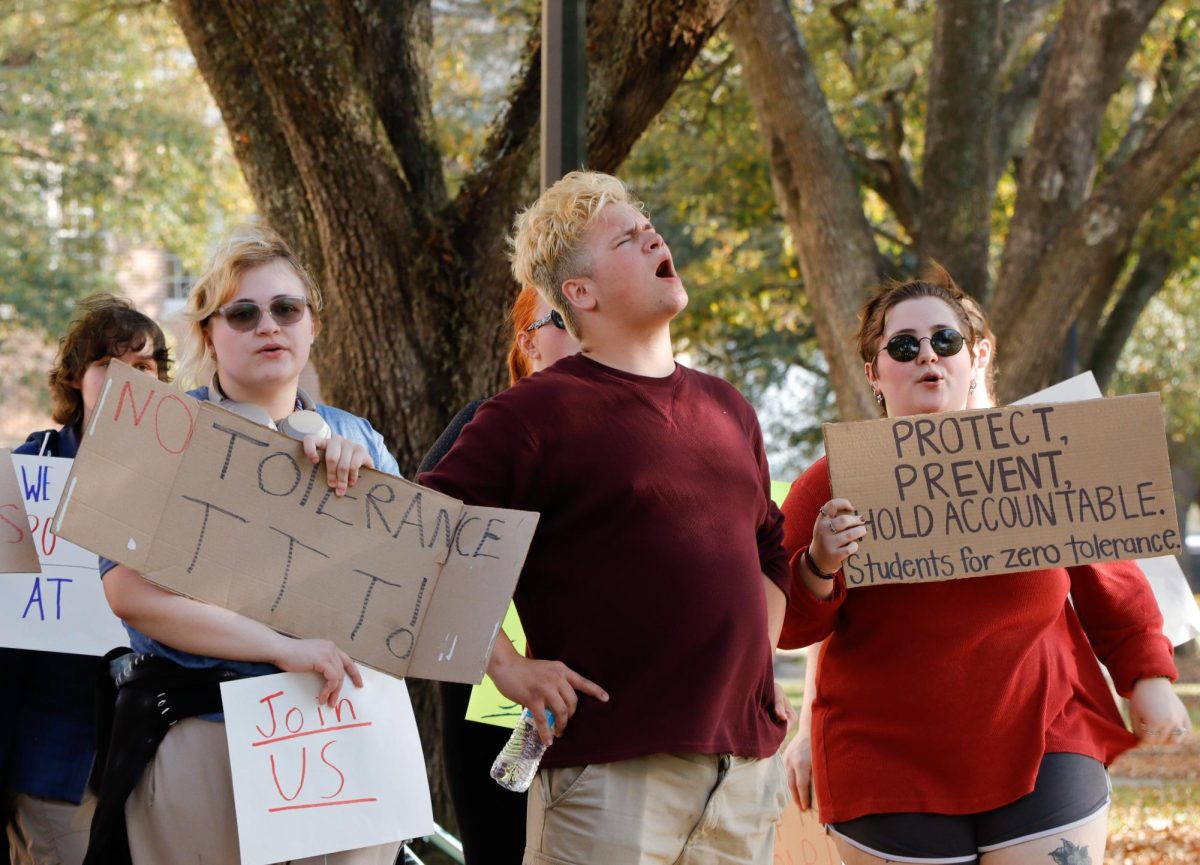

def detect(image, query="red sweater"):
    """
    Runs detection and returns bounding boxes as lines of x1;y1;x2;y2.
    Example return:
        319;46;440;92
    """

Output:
782;457;1176;824
420;354;790;768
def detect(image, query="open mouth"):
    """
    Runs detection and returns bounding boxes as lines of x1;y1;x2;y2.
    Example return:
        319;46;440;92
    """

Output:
919;372;943;384
258;344;286;356
655;259;677;279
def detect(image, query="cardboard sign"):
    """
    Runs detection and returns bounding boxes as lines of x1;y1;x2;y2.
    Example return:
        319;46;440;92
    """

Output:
824;394;1180;586
773;800;842;865
221;669;431;865
465;604;526;728
0;450;40;574
1;454;128;655
52;361;538;682
1014;373;1200;646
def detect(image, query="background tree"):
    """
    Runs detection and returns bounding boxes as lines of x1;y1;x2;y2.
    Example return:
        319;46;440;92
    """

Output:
0;0;249;340
725;0;1200;415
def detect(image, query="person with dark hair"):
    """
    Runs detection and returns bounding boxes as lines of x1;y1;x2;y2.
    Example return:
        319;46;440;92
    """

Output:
421;285;579;865
3;293;169;865
781;266;1188;865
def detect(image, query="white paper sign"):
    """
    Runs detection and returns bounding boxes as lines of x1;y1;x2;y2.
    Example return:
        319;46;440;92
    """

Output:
1015;372;1200;646
221;668;433;865
0;455;128;655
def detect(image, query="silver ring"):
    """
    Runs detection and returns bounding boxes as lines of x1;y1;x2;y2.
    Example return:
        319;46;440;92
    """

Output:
827;518;834;534
1171;727;1188;736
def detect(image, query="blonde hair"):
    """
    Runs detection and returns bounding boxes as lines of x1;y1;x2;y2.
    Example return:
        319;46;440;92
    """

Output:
176;224;323;388
509;171;643;338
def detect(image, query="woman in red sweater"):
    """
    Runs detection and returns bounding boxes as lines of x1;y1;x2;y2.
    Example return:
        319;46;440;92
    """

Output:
781;268;1189;865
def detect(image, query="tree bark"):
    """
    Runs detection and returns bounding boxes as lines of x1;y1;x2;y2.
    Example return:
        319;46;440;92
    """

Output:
169;0;734;831
1088;243;1172;391
919;0;1002;296
992;0;1165;332
726;0;882;421
996;81;1200;400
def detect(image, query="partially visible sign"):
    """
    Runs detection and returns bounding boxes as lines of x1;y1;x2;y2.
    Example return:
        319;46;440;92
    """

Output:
774;800;841;865
465;604;526;728
53;361;537;682
1014;372;1200;646
824;394;1180;587
1;454;127;655
0;450;39;574
221;669;432;865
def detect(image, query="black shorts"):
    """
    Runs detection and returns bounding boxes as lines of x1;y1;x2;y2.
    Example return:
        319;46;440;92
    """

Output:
828;753;1110;864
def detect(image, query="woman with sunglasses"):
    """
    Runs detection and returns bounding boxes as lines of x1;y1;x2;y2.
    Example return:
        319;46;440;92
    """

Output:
93;225;401;865
779;267;1187;865
418;286;579;865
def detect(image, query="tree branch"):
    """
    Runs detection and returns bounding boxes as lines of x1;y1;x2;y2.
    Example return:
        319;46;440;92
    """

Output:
992;0;1166;331
727;0;882;421
919;0;1002;296
996;79;1200;399
996;0;1059;77
326;0;448;210
993;31;1054;184
1089;242;1172;391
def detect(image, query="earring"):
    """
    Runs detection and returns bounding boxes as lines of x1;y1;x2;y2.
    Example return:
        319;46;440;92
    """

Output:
874;391;884;405
969;380;977;393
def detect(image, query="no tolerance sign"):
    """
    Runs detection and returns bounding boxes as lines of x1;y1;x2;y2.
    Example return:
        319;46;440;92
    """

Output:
823;394;1181;587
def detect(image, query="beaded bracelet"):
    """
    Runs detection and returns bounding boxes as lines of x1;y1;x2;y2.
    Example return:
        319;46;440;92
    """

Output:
804;547;838;580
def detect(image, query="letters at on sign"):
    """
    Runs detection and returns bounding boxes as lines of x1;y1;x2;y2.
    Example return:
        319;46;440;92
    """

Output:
1;452;128;655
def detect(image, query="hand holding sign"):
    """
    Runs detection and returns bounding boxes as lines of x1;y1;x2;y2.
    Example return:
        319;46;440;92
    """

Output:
807;499;866;577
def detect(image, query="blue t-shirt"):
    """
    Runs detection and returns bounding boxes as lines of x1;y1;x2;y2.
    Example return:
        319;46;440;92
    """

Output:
100;389;400;681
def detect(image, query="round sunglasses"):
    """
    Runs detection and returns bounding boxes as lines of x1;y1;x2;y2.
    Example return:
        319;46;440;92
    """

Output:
215;296;309;332
875;328;965;362
526;309;566;332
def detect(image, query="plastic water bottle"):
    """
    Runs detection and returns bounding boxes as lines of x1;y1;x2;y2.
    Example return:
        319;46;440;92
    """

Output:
490;709;554;792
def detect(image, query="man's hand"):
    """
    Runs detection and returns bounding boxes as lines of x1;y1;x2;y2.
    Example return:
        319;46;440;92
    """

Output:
773;680;797;731
489;648;608;747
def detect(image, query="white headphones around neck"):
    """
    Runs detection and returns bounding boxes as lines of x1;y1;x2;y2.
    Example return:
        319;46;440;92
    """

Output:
208;373;331;441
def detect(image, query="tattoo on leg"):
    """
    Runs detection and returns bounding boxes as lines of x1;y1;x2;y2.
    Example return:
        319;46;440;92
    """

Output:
1048;838;1092;865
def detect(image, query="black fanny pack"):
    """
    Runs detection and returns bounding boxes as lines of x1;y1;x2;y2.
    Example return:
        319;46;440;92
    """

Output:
84;653;245;865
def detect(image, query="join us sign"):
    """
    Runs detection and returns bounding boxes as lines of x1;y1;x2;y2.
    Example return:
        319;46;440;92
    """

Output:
221;668;432;865
1;452;128;655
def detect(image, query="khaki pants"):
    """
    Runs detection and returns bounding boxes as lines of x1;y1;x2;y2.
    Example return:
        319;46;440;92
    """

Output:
127;717;400;865
7;789;97;865
524;752;789;865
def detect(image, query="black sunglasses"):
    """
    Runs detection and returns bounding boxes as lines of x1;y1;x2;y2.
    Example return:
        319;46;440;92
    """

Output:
876;328;965;362
215;296;309;332
526;309;566;332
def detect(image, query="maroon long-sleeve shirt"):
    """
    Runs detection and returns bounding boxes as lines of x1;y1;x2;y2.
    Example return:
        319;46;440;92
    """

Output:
419;354;789;768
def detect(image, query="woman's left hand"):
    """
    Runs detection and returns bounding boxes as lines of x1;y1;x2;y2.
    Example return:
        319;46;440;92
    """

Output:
1129;677;1191;745
303;434;374;496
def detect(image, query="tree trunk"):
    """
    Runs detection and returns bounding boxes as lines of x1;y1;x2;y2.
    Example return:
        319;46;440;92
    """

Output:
918;0;1002;296
726;0;881;422
992;0;1165;332
1088;244;1172;391
995;81;1200;400
169;0;735;831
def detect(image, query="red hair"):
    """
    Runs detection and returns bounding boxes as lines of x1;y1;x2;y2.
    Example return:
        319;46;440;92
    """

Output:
507;286;540;384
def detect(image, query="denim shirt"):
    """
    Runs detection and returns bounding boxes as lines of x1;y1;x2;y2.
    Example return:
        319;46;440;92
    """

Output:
3;425;98;804
99;390;401;710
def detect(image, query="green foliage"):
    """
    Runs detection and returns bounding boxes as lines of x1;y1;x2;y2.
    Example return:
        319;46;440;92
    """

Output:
0;0;251;339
